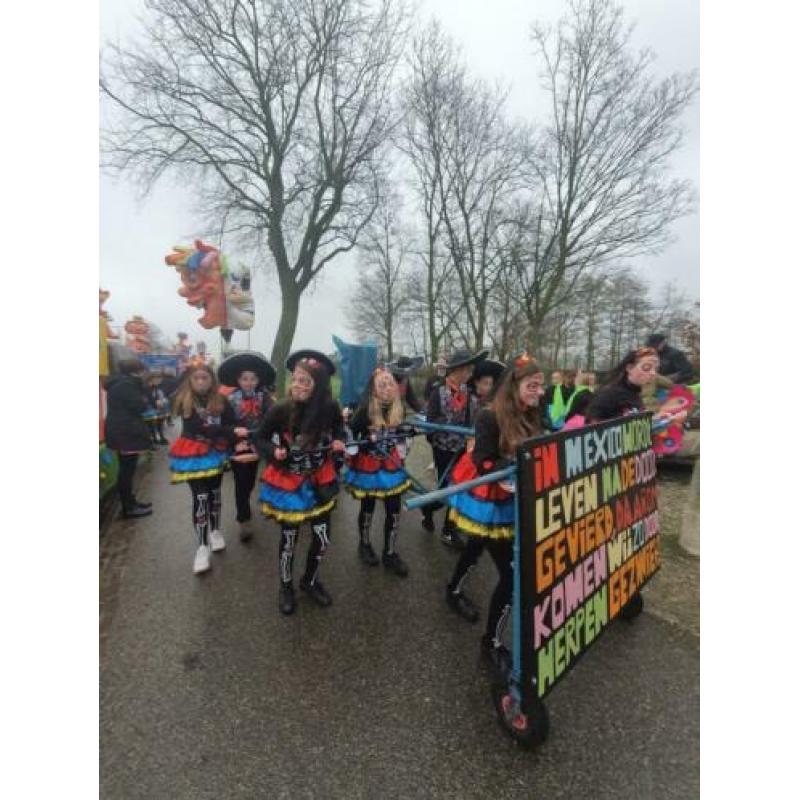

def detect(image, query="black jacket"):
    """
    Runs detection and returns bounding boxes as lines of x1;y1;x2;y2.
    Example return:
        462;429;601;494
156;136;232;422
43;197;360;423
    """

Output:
255;399;345;464
104;375;152;452
179;399;237;442
585;379;644;423
657;344;694;384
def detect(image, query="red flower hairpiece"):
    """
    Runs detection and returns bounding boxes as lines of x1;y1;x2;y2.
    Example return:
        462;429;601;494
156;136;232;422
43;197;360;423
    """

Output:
513;352;535;369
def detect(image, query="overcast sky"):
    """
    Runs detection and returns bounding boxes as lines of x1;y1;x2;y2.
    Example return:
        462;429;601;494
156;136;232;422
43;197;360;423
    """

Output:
99;0;699;361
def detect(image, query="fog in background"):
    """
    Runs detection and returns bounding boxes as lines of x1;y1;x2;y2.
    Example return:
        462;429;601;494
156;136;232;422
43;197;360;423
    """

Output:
100;0;699;361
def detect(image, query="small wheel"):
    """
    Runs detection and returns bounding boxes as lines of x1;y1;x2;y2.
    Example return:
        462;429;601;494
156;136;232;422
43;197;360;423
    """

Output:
620;592;644;620
492;680;550;748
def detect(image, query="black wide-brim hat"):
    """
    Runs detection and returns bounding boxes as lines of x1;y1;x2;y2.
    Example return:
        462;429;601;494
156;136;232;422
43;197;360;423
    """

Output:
386;355;424;376
445;348;489;373
286;349;336;377
472;359;506;381
218;351;276;389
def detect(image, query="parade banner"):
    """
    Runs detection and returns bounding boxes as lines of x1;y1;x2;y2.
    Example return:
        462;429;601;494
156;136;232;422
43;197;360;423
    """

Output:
516;413;660;700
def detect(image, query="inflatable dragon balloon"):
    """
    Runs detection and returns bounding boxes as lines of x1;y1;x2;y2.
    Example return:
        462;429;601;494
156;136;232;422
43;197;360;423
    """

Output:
164;240;255;340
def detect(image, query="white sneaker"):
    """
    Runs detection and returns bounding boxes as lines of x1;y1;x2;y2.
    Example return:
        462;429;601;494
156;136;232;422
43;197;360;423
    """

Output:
209;530;226;552
193;545;211;574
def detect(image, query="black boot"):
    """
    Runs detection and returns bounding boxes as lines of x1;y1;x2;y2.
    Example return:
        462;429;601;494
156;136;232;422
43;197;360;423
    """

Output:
300;578;333;607
132;497;153;509
446;586;479;623
358;542;379;566
421;510;435;533
121;504;152;519
382;551;409;577
480;634;511;677
279;583;296;615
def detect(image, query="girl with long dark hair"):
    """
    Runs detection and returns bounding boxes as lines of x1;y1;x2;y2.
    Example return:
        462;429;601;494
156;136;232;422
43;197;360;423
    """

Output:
255;350;346;616
585;347;659;422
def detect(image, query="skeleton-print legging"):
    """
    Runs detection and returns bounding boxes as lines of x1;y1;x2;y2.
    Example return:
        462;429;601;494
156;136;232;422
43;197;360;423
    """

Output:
188;475;223;547
358;494;402;555
279;514;332;587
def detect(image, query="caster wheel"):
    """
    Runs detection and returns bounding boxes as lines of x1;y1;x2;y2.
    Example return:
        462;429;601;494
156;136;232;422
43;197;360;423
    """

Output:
492;681;549;748
620;592;644;620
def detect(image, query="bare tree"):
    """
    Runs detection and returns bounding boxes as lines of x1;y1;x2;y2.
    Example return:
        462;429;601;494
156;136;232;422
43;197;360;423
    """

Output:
518;0;697;345
101;0;410;387
401;21;466;359
348;191;411;359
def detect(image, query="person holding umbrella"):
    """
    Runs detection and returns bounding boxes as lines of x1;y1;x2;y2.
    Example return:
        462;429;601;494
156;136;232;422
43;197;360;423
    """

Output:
423;348;488;548
217;351;276;542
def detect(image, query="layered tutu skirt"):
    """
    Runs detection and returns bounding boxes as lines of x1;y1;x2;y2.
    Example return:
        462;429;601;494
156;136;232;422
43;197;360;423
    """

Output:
259;459;338;524
447;453;515;540
169;437;230;483
343;450;412;499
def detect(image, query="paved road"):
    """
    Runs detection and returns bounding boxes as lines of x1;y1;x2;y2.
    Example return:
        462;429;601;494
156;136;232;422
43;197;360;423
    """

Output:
100;438;699;799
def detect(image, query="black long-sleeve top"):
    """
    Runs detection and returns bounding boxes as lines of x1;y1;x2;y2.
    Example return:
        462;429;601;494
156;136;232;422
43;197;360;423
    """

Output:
255;399;345;464
470;409;515;475
180;398;238;442
585;379;644;423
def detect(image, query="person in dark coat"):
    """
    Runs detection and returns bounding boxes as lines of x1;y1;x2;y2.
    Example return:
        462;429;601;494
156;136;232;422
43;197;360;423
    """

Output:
104;359;153;518
645;333;695;384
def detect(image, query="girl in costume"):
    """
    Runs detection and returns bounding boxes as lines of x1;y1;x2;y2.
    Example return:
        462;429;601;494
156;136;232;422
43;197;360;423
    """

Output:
255;350;346;616
422;348;488;548
444;354;546;672
344;368;414;576
169;364;247;574
217;352;276;543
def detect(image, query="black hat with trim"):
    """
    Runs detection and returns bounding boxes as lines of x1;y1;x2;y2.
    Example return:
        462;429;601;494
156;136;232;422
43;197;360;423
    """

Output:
445;348;489;373
472;358;506;381
285;349;337;377
386;355;424;376
218;351;276;389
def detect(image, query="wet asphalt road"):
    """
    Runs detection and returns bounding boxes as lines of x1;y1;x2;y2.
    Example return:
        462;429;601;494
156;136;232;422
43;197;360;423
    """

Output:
100;438;699;799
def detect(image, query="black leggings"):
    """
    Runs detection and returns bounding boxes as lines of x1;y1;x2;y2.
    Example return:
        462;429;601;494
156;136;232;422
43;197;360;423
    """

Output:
117;453;139;508
278;514;331;587
358;494;402;554
449;537;513;645
231;459;259;522
422;447;460;530
188;475;223;546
